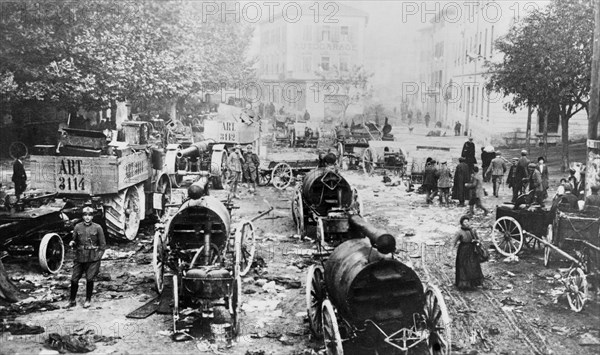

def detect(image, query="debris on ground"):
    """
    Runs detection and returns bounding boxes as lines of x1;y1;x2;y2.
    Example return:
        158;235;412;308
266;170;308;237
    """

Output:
500;297;526;307
0;322;45;335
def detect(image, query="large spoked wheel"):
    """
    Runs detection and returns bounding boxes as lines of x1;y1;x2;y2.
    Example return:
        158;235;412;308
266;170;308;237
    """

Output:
154;174;172;220
291;190;305;237
544;224;553;267
153;231;165;294
306;265;325;339
38;233;64;274
229;275;241;338
271;162;293;190
491;216;523;257
362;147;375;175
290;129;296;148
424;284;451;355
316;218;326;245
565;267;588;312
235;221;256;277
211;150;228;190
172;275;180;332
322;299;343;355
258;171;271;186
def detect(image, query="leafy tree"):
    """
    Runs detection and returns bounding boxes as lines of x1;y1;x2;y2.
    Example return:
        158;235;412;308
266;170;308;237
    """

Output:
486;0;594;171
316;65;373;122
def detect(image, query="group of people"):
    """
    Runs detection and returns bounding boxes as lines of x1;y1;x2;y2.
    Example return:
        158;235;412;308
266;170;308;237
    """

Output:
227;144;260;198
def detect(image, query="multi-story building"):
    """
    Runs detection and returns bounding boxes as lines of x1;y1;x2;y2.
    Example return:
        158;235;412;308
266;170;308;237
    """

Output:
417;1;587;146
256;3;368;121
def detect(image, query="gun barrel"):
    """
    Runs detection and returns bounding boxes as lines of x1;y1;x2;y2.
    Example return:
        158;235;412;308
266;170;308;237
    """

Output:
348;214;396;254
177;141;210;159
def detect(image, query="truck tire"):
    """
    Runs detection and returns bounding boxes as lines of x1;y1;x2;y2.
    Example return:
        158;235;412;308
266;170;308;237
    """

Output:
104;186;142;241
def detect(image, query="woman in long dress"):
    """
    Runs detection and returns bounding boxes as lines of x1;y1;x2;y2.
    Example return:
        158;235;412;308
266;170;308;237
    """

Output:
453;215;484;290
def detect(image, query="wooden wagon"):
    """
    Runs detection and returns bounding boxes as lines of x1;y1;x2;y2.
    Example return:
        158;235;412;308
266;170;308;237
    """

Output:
258;159;320;190
491;197;600;312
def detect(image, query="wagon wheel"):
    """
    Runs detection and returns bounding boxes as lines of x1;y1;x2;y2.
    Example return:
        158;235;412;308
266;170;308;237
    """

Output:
172;275;180;332
306;265;325;339
38;233;64;274
271;162;293;190
543;224;553;267
235;221;256;277
9;141;28;160
154;174;172;220
292;190;305;237
152;231;165;294
424;284;451;355
565;267;588;312
351;188;364;216
322;299;343;355
336;142;345;169
362;147;376;175
491;216;523;257
229;274;241;337
316;218;326;245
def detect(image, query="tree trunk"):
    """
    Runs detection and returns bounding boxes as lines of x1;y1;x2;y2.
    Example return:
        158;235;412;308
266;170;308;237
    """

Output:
110;100;117;130
561;113;569;172
526;104;532;153
543;108;549;159
0;259;23;303
589;0;600;139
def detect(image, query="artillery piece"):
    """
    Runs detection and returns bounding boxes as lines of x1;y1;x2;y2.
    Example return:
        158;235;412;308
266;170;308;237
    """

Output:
164;140;228;189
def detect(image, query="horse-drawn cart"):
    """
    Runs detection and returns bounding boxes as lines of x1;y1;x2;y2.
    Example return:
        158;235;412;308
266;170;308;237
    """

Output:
259;159;320;190
491;197;599;312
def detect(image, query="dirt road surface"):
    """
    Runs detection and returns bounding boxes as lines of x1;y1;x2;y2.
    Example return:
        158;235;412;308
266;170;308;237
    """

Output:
1;126;599;355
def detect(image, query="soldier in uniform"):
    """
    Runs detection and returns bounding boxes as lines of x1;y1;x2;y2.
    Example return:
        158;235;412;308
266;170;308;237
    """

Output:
227;144;245;199
68;206;106;308
243;145;260;193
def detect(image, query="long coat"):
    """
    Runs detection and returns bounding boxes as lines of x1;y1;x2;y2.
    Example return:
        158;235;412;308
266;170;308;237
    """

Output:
461;141;477;165
538;164;549;190
516;156;530;186
437;165;452;188
423;165;438;187
452;162;471;200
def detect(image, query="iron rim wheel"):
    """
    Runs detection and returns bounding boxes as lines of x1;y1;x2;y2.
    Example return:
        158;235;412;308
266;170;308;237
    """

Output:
336;142;344;168
491;216;523;257
544;224;553;267
566;267;588;312
271;162;293;190
258;171;271;186
38;233;64;274
424;284;451;355
306;265;325;339
235;221;256;277
123;187;141;241
322;299;343;355
152;231;165;294
290;129;296;147
211;150;228;190
362;147;375;175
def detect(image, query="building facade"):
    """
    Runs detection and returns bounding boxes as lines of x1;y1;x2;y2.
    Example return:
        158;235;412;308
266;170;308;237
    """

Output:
256;3;368;122
417;0;587;146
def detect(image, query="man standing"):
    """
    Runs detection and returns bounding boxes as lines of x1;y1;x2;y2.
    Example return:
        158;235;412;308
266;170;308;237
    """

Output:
12;155;27;201
452;157;470;206
487;152;507;197
465;167;489;216
454;121;462;136
423;160;438;204
506;157;520;202
527;163;544;207
516;150;530;196
227;144;245;199
437;161;452;206
68;206;105;308
537;157;549;199
424;112;431;127
461;137;477;173
303;109;310;121
242;145;260;193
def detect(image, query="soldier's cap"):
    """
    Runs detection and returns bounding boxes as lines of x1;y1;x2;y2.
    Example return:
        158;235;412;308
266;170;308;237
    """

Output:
246;144;253;150
440;160;447;164
234;144;242;150
528;163;537;169
521;150;528;155
82;206;94;214
496;151;501;155
512;157;519;161
591;185;600;192
468;137;473;140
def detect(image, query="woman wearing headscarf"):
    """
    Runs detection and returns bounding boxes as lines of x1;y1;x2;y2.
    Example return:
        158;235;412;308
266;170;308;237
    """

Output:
453;215;484;290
